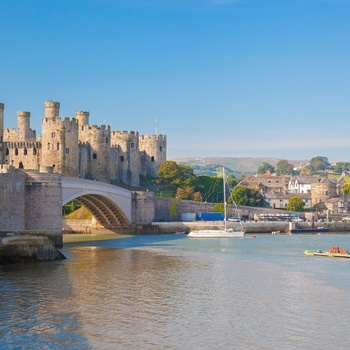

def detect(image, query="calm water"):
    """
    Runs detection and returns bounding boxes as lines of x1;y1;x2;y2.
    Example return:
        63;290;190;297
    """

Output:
1;233;350;349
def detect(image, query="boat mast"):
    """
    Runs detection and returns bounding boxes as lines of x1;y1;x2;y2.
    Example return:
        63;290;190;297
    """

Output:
223;167;227;230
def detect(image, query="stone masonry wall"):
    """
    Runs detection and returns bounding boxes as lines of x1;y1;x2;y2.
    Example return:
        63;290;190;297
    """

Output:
24;171;63;246
0;170;26;231
154;197;300;221
132;191;155;224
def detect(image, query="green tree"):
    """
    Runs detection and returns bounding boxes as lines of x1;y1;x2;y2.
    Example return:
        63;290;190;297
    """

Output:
227;174;238;188
333;162;350;174
192;191;202;201
176;187;194;200
276;159;294;175
341;182;350;196
286;197;305;211
257;162;274;175
309;156;330;173
228;185;264;207
156;161;195;192
195;175;224;203
213;203;224;213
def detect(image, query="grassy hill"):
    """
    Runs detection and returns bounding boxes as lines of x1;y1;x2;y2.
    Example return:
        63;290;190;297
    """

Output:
173;157;309;176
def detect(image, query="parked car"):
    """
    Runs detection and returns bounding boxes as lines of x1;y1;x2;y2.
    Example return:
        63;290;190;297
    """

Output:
227;217;240;222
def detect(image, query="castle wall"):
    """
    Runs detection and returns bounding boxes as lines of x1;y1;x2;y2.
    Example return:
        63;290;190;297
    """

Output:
41;116;79;177
3;128;18;142
111;131;140;187
139;134;166;177
79;124;111;182
2;142;41;170
78;142;90;179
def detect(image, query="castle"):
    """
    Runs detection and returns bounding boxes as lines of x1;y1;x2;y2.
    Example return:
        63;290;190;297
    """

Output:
0;101;166;186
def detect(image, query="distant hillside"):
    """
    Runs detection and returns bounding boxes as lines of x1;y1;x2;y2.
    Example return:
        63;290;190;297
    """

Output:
172;157;309;176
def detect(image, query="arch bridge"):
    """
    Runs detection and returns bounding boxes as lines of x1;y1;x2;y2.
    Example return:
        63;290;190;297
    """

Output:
61;177;132;228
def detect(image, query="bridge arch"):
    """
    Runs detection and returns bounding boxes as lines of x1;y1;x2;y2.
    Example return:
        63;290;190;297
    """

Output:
61;177;132;228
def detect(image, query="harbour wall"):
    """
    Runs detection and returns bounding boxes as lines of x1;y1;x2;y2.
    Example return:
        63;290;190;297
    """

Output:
62;219;350;234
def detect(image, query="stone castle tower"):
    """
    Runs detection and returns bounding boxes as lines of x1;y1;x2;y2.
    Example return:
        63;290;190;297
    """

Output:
0;101;167;186
139;134;167;177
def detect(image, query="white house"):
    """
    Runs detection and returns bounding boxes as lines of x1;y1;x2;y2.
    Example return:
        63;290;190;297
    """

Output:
288;176;319;194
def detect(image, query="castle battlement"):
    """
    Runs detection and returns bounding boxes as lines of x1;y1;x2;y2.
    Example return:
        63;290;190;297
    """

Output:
140;134;166;142
43;116;79;127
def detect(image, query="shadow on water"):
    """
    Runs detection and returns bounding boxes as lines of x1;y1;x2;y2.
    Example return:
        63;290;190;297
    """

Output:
64;233;187;250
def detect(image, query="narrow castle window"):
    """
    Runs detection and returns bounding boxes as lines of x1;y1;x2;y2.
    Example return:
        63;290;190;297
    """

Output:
51;132;56;138
65;148;70;154
93;153;97;159
15;148;18;156
151;156;155;162
47;143;50;150
5;148;9;156
106;138;108;144
24;148;27;155
131;142;135;149
160;146;162;151
120;156;124;162
57;143;60;150
33;148;37;155
19;162;23;169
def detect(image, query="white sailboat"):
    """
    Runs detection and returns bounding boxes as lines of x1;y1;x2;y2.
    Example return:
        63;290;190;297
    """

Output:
188;168;245;238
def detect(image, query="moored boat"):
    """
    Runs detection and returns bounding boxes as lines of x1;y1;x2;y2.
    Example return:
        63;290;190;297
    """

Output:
188;168;245;239
304;246;350;258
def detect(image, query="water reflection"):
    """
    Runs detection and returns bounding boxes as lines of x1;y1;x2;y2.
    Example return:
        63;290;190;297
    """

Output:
1;234;350;349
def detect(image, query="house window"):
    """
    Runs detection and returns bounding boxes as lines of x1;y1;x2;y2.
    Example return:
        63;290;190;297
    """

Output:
15;148;18;156
51;132;56;138
19;162;23;169
24;148;27;155
120;156;124;162
151;156;155;162
325;191;329;195
93;153;97;159
33;148;37;155
65;148;70;154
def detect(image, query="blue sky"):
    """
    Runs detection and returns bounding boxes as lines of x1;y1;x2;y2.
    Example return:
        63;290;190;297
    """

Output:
1;0;349;162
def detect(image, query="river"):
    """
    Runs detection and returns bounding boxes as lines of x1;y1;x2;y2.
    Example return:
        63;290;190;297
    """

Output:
1;233;350;349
